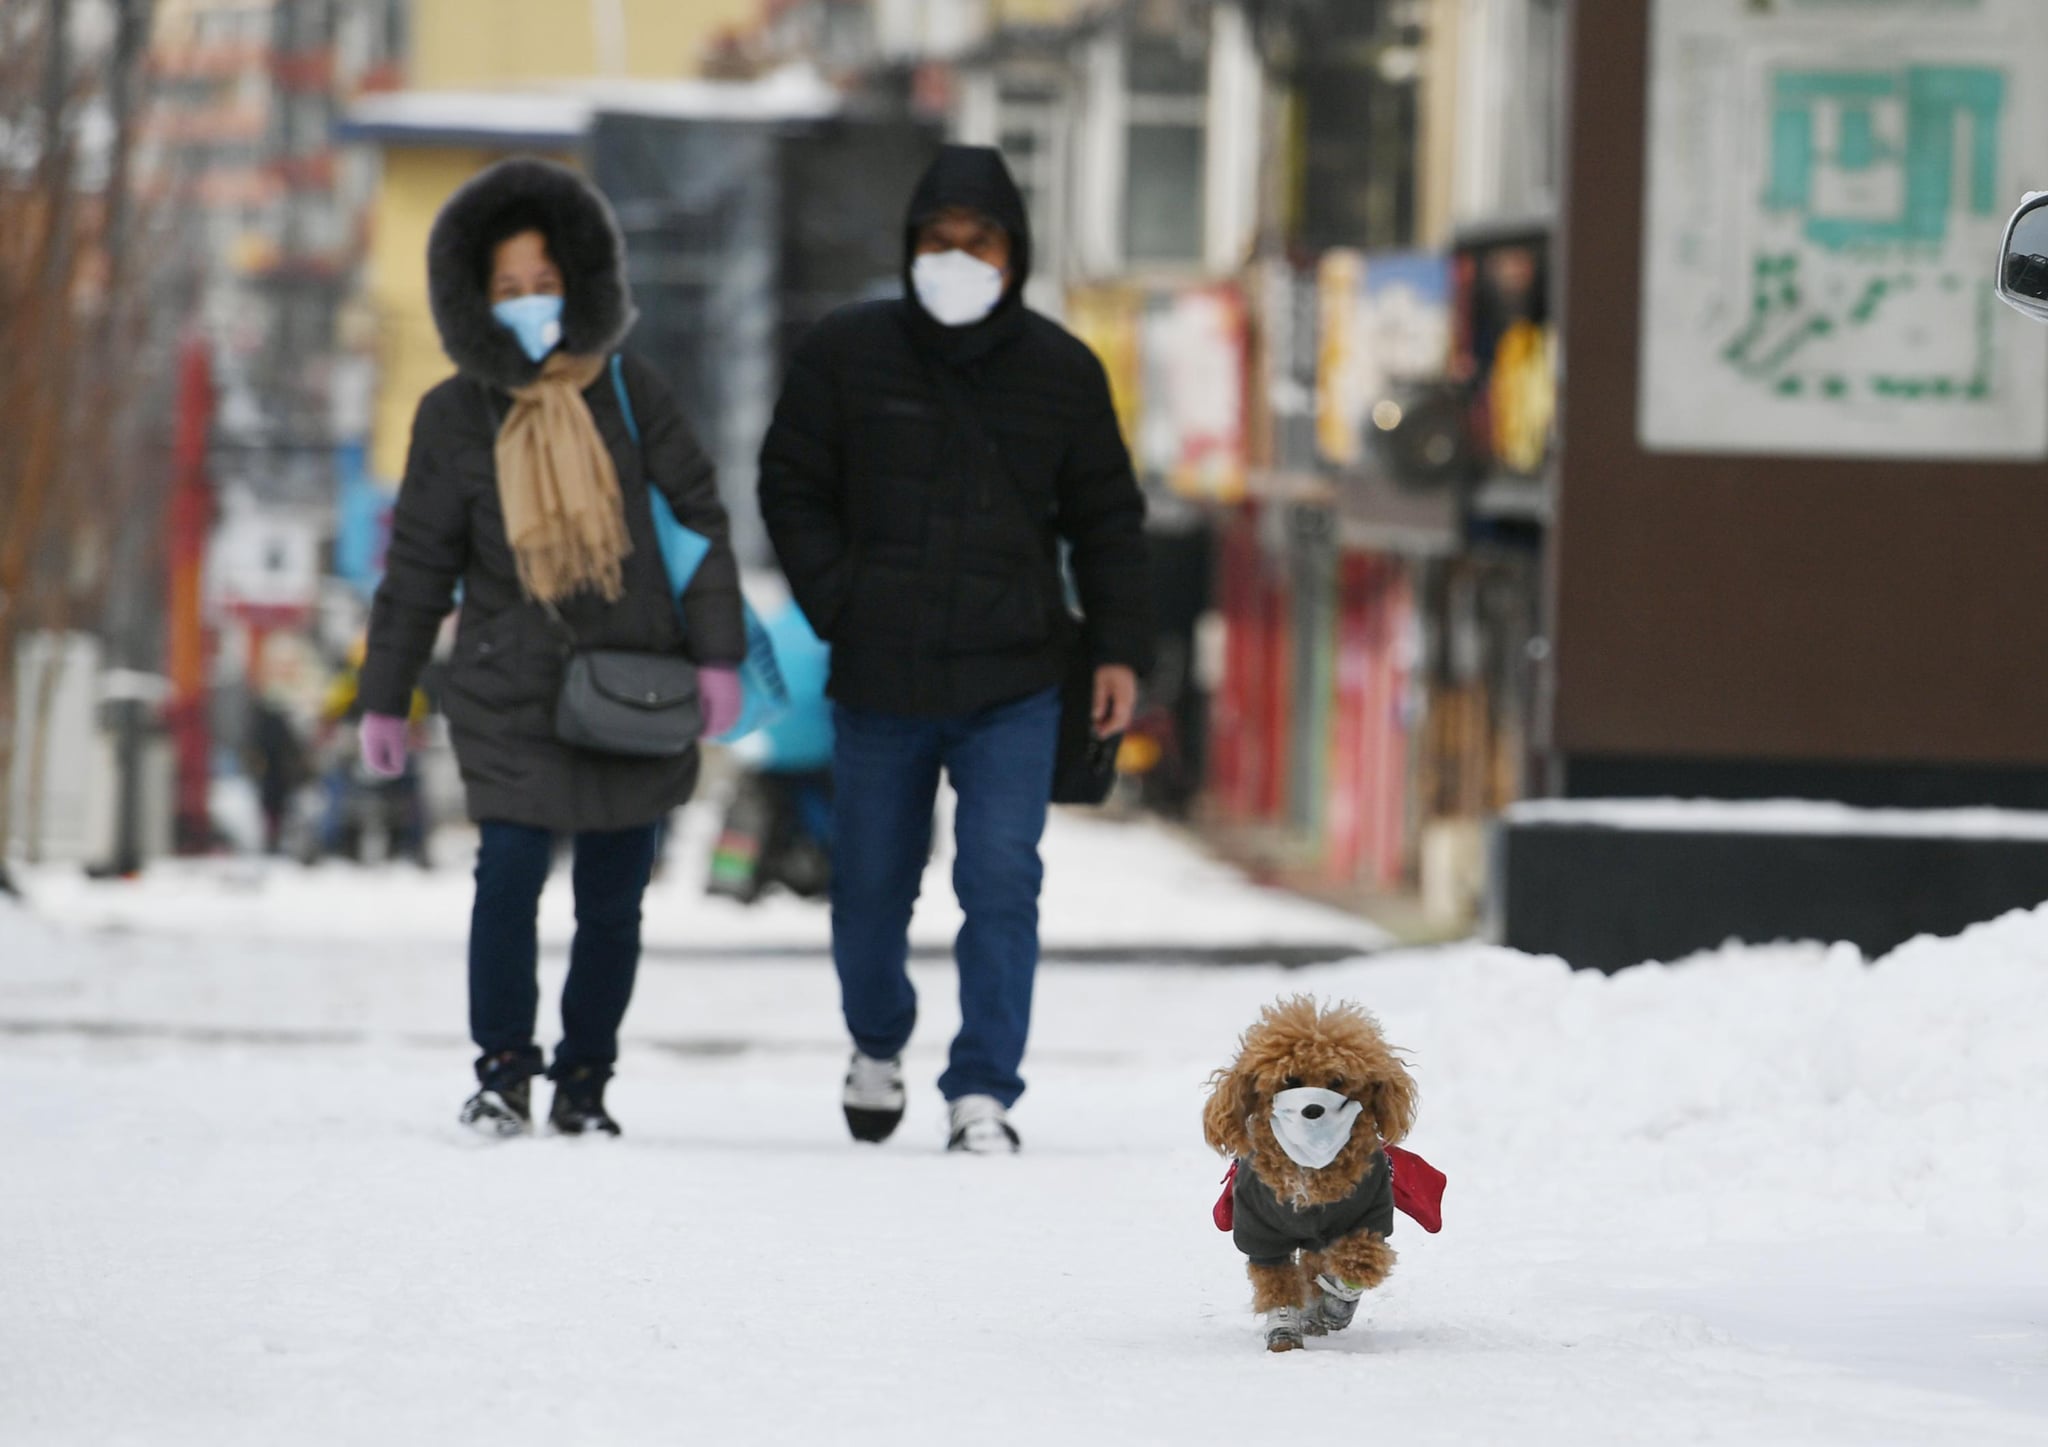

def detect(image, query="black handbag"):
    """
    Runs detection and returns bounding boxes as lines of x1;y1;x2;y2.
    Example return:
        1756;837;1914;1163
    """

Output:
919;355;1125;807
554;649;703;759
1051;641;1121;807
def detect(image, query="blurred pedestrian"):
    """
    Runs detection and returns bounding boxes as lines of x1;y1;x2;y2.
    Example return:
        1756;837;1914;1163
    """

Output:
358;158;746;1138
759;145;1152;1152
315;639;431;868
243;690;306;856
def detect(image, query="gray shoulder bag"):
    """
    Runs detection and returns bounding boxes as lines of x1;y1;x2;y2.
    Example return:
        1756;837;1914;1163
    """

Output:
554;645;702;759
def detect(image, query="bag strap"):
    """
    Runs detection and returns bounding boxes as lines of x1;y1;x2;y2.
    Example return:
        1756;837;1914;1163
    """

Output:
611;352;720;626
610;353;640;448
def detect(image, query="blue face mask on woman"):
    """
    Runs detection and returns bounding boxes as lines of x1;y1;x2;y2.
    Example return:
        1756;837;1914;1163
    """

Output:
493;294;564;363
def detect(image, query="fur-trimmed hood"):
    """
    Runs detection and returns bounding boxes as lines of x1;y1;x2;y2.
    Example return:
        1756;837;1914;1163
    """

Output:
426;157;636;393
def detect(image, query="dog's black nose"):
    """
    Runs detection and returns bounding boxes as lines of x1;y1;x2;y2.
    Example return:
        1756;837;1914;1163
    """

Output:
1302;1104;1325;1120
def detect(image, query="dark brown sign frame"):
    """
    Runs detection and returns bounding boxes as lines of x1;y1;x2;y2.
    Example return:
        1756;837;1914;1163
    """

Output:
1554;0;2048;777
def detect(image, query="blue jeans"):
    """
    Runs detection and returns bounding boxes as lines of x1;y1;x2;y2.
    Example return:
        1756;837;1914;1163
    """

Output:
468;821;660;1076
831;687;1059;1107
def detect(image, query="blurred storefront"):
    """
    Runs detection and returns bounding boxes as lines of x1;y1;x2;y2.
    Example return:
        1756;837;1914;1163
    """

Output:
217;0;1571;921
862;0;1564;928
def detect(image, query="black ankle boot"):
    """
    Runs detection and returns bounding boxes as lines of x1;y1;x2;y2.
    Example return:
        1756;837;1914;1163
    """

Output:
460;1048;539;1137
548;1063;620;1137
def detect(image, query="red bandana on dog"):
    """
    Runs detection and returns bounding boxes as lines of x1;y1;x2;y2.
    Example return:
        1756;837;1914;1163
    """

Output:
1213;1146;1447;1235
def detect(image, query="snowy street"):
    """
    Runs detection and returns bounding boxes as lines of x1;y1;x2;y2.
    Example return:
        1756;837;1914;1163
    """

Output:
4;809;2047;1446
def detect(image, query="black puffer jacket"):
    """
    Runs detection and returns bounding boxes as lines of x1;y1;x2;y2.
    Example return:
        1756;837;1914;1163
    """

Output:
758;145;1151;718
360;158;744;833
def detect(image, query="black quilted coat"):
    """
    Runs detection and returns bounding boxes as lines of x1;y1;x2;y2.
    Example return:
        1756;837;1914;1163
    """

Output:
758;145;1151;718
359;158;744;833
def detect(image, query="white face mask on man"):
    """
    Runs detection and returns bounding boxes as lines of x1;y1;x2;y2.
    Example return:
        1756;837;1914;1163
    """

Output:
1268;1086;1365;1170
912;249;1007;327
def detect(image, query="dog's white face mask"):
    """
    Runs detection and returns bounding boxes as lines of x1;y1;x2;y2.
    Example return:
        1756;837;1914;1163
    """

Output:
1269;1087;1364;1170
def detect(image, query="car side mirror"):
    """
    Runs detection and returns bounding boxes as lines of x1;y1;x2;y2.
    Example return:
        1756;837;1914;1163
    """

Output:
1997;192;2048;323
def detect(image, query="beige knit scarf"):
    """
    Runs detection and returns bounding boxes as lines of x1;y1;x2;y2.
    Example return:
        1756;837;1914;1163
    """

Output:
495;352;631;605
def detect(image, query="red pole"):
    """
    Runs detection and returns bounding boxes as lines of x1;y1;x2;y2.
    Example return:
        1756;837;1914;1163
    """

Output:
166;333;215;853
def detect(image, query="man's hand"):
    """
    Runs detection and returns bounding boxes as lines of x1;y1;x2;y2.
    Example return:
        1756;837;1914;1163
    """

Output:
1092;665;1138;739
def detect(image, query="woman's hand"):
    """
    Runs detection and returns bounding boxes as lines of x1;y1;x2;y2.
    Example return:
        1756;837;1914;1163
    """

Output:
700;666;744;739
359;713;410;778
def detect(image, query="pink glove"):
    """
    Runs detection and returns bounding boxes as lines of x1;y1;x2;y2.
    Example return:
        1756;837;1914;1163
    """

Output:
359;712;410;778
699;666;743;739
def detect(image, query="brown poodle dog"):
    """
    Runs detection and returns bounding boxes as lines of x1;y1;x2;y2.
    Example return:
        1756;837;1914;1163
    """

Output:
1204;996;1418;1351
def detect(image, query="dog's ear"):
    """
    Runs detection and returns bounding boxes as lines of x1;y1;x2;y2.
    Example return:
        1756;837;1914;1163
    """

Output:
1367;1060;1418;1147
1203;1062;1255;1158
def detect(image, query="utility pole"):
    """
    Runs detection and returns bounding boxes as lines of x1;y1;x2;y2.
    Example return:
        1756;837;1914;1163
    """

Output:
166;335;216;855
37;0;73;298
98;0;160;878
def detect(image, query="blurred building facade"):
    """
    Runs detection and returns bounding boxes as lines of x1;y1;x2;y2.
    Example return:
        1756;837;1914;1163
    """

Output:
143;1;404;675
335;1;913;576
405;0;762;89
147;1;769;634
14;0;1566;907
22;0;2048;971
717;0;1562;925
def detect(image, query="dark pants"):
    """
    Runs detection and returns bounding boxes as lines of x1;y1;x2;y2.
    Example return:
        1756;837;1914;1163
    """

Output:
469;821;660;1077
831;687;1059;1107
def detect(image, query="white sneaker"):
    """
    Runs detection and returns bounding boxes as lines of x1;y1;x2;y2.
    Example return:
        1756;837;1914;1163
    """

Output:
945;1094;1020;1154
842;1051;905;1143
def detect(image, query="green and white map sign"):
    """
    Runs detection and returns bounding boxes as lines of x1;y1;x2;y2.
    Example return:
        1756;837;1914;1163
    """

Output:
1640;0;2048;459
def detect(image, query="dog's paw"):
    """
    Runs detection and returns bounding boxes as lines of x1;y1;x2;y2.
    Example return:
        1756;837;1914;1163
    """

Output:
1264;1305;1307;1352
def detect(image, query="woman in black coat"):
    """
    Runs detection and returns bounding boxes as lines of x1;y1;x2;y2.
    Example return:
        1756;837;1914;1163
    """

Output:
358;158;745;1138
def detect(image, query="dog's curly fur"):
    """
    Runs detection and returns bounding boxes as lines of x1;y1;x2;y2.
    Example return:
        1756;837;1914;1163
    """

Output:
426;157;637;392
1206;996;1418;1319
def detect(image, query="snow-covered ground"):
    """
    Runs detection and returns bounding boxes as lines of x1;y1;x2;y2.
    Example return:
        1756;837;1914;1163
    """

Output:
15;805;1389;959
4;810;2046;1445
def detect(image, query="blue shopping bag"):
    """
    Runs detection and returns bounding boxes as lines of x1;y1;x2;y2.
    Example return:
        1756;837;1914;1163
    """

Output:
612;356;790;743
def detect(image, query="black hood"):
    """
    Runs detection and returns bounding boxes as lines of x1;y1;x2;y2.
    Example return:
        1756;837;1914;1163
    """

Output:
901;144;1032;362
427;157;637;393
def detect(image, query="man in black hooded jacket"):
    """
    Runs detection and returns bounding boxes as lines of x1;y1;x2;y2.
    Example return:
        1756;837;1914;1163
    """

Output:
759;145;1151;1153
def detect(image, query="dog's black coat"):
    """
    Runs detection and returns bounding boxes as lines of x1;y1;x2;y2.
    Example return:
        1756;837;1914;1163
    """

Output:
1231;1149;1395;1267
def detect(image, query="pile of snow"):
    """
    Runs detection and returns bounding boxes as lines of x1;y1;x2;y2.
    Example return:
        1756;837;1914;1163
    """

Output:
3;831;2045;1444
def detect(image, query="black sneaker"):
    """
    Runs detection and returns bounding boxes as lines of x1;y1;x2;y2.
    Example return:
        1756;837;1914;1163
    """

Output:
460;1049;538;1137
548;1063;621;1137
